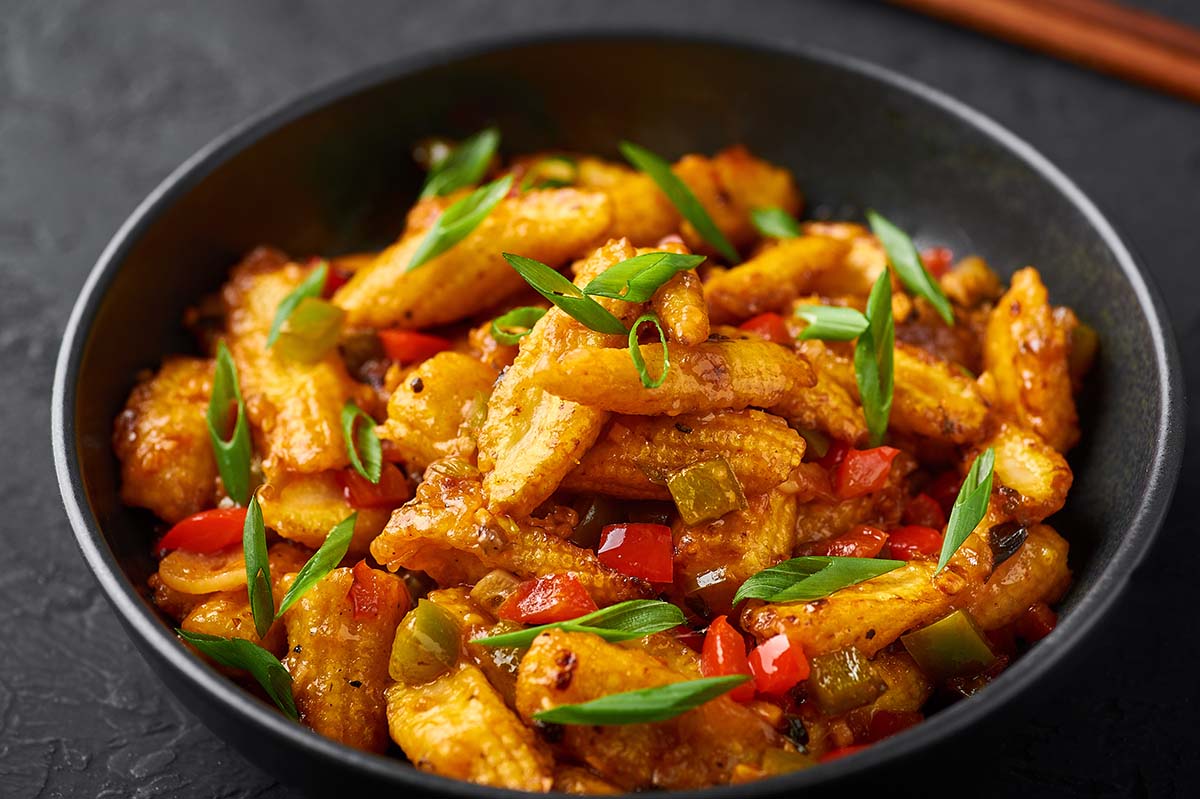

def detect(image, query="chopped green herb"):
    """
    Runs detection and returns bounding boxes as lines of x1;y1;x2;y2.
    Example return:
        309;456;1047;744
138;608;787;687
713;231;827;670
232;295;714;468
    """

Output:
178;630;297;719
502;253;627;335
242;494;274;639
582;252;706;303
620;141;740;264
733;556;905;605
794;305;869;341
275;513;357;618
420;127;500;199
341;401;382;483
408;174;513;272
532;675;750;725
935;448;996;575
751;207;801;239
490;306;547;345
266;261;328;348
867;209;954;325
473;600;685;649
519;155;577;191
206;342;252;506
629;313;670;389
855;271;895;447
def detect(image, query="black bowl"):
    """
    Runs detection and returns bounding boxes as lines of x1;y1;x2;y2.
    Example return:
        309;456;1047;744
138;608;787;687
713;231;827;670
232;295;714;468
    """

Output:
52;32;1184;797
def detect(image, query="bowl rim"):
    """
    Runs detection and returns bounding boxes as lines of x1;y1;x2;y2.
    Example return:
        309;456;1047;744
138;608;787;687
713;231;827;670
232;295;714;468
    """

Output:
52;28;1185;797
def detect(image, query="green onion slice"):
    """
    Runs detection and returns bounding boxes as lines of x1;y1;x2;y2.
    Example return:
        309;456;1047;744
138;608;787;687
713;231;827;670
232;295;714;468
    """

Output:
533;675;750;725
619;141;740;264
242;494;274;640
275;513;357;618
854;271;895;447
490;306;547;345
177;630;297;720
935;448;996;575
420;126;500;199
867;209;954;325
267;261;328;348
502;253;628;335
473;599;685;649
629;313;670;389
341;400;382;484
408;174;513;272
582;252;706;303
751;207;802;239
794;305;869;341
733;555;905;605
206;342;253;506
519;155;578;191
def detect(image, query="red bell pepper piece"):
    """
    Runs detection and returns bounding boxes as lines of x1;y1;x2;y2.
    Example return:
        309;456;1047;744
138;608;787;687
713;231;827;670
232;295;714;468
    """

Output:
747;634;809;696
156;508;247;555
348;559;410;621
832;446;901;500
817;440;850;472
920;246;953;278
802;525;889;559
739;312;791;345
341;462;412;509
597;523;674;583
819;744;870;763
378;329;452;365
1014;601;1058;642
925;470;963;517
887;525;944;560
496;574;598;624
903;492;946;530
700;616;756;702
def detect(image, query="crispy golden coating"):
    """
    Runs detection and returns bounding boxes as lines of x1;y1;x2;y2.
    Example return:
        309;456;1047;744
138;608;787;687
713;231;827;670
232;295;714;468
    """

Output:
673;145;802;256
257;470;392;556
891;342;989;444
371;464;651;606
673;487;798;616
478;239;647;518
940;255;1003;308
537;339;815;416
466;317;521;372
803;221;888;297
772;340;870;445
968;524;1070;630
378;352;496;472
576;158;679;246
114;357;218;523
983;267;1079;451
386;663;555;791
981;423;1073;523
334;188;612;330
223;251;370;473
562;410;804;500
649;238;711;345
425;587;523;707
743;527;993;656
281;566;407;753
515;630;785;790
704;236;849;324
788;455;912;547
178;542;310;657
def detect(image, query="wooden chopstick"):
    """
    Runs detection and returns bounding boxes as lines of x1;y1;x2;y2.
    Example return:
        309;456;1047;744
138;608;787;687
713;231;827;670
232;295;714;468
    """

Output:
889;0;1200;105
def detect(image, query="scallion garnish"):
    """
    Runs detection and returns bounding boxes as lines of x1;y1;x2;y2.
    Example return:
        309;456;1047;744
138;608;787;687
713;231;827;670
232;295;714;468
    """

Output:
275;513;357;618
532;675;749;725
501;253;628;335
867;209;954;325
619;141;740;264
473;599;685;649
341;400;382;483
582;252;706;303
408;174;513;272
177;630;297;719
266;261;328;348
629;313;670;389
733;555;905;605
855;271;895;447
751;206;801;239
420;126;500;199
935;448;996;575
242;494;274;639
206;342;252;506
794;305;869;341
519;155;577;191
490;306;547;345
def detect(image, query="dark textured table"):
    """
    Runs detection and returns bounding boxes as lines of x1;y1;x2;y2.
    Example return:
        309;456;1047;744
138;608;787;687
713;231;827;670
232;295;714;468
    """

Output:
3;1;1198;797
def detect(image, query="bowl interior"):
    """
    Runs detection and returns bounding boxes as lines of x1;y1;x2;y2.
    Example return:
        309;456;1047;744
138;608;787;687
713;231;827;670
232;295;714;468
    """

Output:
61;35;1180;795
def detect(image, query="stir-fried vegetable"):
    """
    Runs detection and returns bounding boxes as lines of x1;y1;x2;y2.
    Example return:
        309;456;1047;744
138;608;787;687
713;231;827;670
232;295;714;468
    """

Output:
747;633;809;696
389;599;462;685
157;508;247;555
699;616;756;701
496;574;598;624
666;457;748;525
901;610;996;680
597;523;674;582
808;646;886;715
